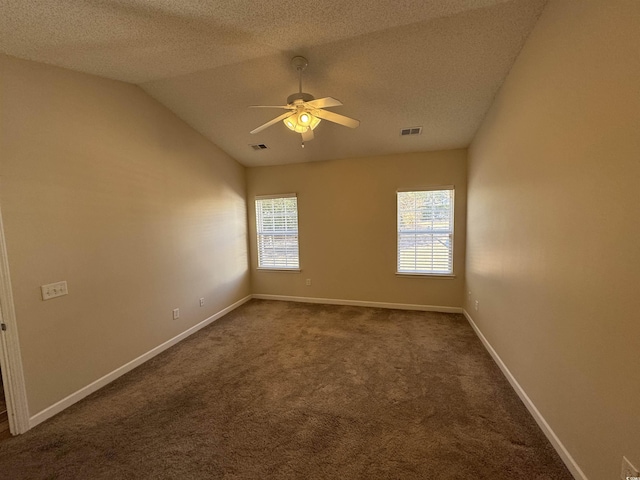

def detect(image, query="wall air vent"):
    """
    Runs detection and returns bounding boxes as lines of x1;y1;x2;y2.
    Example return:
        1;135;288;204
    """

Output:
250;144;268;150
400;127;422;136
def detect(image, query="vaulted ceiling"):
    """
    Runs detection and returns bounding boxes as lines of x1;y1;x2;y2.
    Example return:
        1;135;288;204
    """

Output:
0;0;547;166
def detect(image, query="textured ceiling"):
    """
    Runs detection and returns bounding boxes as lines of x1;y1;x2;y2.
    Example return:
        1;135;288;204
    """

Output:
0;0;547;166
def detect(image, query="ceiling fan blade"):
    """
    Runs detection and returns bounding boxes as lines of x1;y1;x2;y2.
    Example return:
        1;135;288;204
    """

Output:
249;105;292;109
313;109;360;128
250;111;295;134
301;128;314;142
305;97;343;109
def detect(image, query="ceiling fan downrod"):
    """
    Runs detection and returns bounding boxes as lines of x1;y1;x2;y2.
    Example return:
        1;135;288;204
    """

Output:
287;56;314;104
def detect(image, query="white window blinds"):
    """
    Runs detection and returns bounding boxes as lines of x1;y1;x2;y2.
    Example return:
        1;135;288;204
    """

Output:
397;188;454;275
255;194;299;269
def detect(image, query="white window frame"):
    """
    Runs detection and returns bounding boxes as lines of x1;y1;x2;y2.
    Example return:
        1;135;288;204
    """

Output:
255;193;300;271
396;186;455;277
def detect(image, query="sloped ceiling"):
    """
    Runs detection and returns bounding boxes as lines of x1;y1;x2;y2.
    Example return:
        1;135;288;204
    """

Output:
0;0;547;166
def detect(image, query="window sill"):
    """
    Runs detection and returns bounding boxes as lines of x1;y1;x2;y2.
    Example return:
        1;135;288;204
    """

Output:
396;272;456;279
257;268;301;273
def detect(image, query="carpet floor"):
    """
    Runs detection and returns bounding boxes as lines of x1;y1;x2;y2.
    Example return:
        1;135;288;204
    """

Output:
0;300;572;479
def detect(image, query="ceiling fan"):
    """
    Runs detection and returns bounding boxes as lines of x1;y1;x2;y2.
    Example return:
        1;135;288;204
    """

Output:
249;56;360;146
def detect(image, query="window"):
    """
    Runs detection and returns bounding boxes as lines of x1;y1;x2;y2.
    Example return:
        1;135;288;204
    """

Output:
397;188;454;275
255;194;300;270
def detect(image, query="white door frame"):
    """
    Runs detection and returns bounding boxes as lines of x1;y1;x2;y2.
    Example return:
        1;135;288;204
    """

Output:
0;207;30;434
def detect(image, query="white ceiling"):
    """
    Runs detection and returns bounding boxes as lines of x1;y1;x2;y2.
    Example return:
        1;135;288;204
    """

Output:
0;0;547;167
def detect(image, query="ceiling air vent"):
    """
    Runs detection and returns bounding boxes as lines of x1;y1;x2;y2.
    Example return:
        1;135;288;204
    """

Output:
250;144;268;150
400;126;422;136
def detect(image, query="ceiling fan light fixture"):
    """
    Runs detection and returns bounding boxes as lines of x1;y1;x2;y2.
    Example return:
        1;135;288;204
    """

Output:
309;114;321;130
283;116;303;133
283;111;321;133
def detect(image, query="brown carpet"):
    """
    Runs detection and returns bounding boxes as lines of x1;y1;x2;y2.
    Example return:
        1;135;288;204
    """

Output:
0;300;572;479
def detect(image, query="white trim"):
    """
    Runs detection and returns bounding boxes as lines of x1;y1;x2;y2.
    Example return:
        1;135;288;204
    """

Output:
462;309;588;480
251;294;462;313
255;193;296;200
0;208;30;434
395;273;456;279
397;185;455;193
256;268;301;273
29;295;252;429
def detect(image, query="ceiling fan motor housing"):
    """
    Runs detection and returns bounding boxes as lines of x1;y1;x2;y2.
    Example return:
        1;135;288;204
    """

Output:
287;92;315;105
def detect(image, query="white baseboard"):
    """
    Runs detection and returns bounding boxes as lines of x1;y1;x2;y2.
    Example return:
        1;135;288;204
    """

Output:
462;309;587;480
29;295;252;429
251;294;462;313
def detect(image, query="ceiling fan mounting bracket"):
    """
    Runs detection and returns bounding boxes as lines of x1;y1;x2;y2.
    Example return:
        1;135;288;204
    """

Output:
291;56;308;72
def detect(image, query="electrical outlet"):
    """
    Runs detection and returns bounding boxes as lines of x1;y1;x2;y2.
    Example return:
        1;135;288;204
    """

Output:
306;279;311;286
621;456;640;480
474;300;479;311
173;308;180;320
199;298;205;307
41;281;68;300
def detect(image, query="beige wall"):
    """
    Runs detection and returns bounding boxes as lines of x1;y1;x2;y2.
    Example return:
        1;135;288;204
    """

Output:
0;54;250;415
247;150;467;308
466;1;640;479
